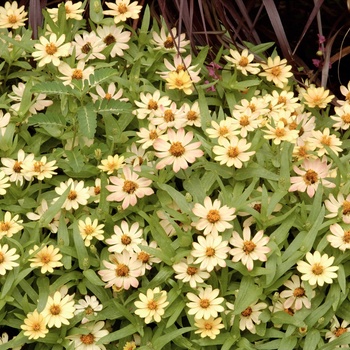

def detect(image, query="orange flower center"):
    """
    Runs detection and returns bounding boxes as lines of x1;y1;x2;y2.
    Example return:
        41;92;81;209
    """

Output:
72;69;83;79
275;127;286;137
206;209;220;223
8;15;18;24
284;308;294;316
278;96;287;104
80;333;95;344
0;252;4;264
186;266;198;275
243;240;256;253
311;263;324;275
116;263;129;277
68;190;77;200
187;110;198;121
149;130;158;140
169;141;185;157
147;300;158;310
253;203;262;212
341;113;350;124
321;135;332;146
241;306;252;317
46;42;58;55
205;247;215;257
219;126;229;136
122;180;138;194
138;251;150;263
33;161;43;172
148;99;158;110
32;322;42;331
334;327;347;337
164;110;174;122
81;43;92;54
239;57;249;67
94;186;101;195
40;253;51;264
343;230;350;243
121;234;132;245
293;287;305;298
84;225;94;235
227;146;239;158
164;37;174;49
13;161;22;173
0;222;10;231
270;66;282;77
204;322;213;330
50;304;61;315
118;4;128;14
199;298;210;308
240;115;250;126
303;169;318;185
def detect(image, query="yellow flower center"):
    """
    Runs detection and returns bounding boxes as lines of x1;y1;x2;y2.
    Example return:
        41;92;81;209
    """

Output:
164;110;174;122
218;126;229;136
240;116;250;126
187;110;198;121
13;161;22;173
169;142;185;157
147;299;158;310
116;263;129;276
46;43;58;55
293;287;305;298
68;190;77;200
164;37;174;49
270;66;282;77
275;127;286;137
0;222;10;231
85;306;94;315
243;240;256;254
8;15;18;24
138;251;150;263
118;4;128;14
72;69;83;80
94;186;101;195
303;169;318;185
241;306;252;317
176;64;185;73
311;263;324;275
205;247;215;257
0;252;4;264
206;209;220;223
227;146;239;158
341;113;350;124
84;225;95;235
343;230;350;243
122;180;138;194
149;130;158;140
40;253;51;264
239;57;249;67
278;96;287;104
50;304;61;315
204;322;213;330
148;99;158;110
32;322;42;331
33;161;43;172
121;234;132;245
199;298;210;308
105;93;112;100
321;135;332;146
284;308;294;316
80;333;95;344
186;266;198;275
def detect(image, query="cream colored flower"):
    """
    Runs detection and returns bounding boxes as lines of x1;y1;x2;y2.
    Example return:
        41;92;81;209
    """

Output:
297;251;339;286
224;48;260;75
325;316;350;348
0;211;23;239
20;156;58;180
331;104;350;130
0;1;27;29
47;1;84;21
72;31;106;61
98;154;125;174
0;244;19;275
32;33;71;67
307;128;342;157
194;317;225;339
263;120;299;145
0;110;10;136
325;193;350;224
78;218;105;246
165;70;194;95
327;224;350;251
259;56;293;88
152;27;190;53
58;60;94;87
21;309;48;340
103;0;142;24
206;118;239;144
192;196;236;236
134;287;169;323
75;295;103;324
29;244;63;274
186;286;225;320
0;170;10;196
42;291;76;328
302;86;334;108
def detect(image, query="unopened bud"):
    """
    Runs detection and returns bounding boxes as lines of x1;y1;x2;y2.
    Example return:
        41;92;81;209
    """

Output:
185;192;192;203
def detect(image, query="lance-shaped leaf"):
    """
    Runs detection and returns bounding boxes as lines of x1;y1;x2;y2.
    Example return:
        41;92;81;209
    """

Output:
77;103;97;139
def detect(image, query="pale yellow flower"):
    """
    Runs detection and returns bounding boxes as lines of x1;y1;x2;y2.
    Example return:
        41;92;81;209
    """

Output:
194;317;225;339
21;309;48;340
165;70;194;95
259;56;293;88
0;1;27;29
29;244;63;274
98;154;125;174
303;86;334;108
103;0;142;24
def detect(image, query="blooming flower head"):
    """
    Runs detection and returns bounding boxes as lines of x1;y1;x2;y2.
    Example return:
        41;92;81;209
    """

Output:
307;128;342;157
173;256;210;288
28;244;63;274
58;60;94;87
98;251;143;289
327;223;350;251
224;48;260;75
297;251;339;286
165;70;194;95
0;244;20;275
96;24;131;58
0;110;10;136
153;128;204;172
106;220;143;254
134;287;169;324
103;0;142;24
229;226;270;271
0;171;10;196
106;165;154;209
0;211;23;239
72;31;106;61
90;83;125;103
263;120;299;145
302;86;334;108
212;136;255;168
0;1;27;29
325;316;350;348
192;196;236;236
150;102;187;130
230;109;262;138
74;295;103;324
191;234;230;272
280;274;315;310
338;81;350;105
20;156;58;181
67;321;109;349
54;178;90;210
136;124;167;150
21;309;48;340
152;27;190;53
331;104;350;130
206;118;239;144
186;286;225;320
98;154;125;174
32;33;71;67
47;1;84;21
229;300;267;333
78;217;105;247
137;239;161;274
325;193;350;224
259;56;293;88
289;157;336;198
183;101;201;127
194;317;225;339
42;290;76;328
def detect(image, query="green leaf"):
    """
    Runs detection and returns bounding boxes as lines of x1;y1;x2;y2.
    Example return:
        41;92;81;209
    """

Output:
152;326;194;349
277;336;298;350
77;103;97;138
28;112;66;128
304;329;321;350
31;81;74;95
64;149;85;173
36;276;50;312
83;269;106;286
89;0;104;23
98;324;137;344
72;220;90;270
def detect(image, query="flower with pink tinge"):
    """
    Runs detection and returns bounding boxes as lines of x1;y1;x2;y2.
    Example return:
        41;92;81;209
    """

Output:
229;226;270;271
289;157;335;198
297;251;339;286
136;124;167;150
192;196;236;236
308;128;342;157
325;316;350;347
72;31;106;61
153;128;203;173
191;234;230;272
325;193;350;224
280;274;315;310
150;102;186;130
98;251;142;289
106;166;154;209
327;223;350;251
